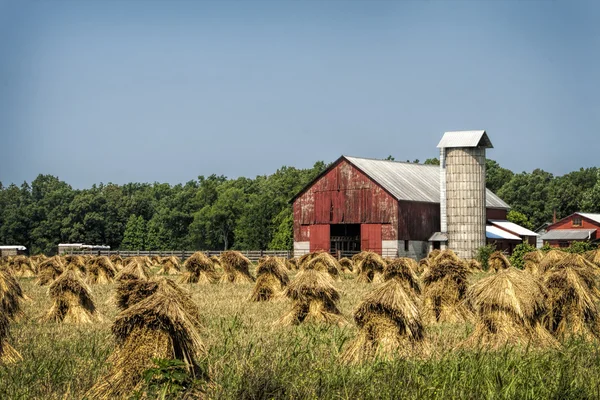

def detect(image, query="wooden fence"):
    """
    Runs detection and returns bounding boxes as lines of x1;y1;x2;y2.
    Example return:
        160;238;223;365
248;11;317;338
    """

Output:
65;249;293;262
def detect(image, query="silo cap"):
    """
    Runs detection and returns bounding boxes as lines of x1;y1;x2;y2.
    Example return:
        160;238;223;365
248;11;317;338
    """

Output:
437;130;493;149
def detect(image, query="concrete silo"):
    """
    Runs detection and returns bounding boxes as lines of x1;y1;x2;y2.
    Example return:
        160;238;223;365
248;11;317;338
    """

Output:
438;131;492;259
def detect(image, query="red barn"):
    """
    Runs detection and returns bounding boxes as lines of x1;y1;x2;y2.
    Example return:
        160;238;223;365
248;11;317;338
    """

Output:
292;156;510;259
540;212;600;248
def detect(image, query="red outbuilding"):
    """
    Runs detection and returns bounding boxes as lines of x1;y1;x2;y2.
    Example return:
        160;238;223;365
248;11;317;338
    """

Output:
540;212;600;248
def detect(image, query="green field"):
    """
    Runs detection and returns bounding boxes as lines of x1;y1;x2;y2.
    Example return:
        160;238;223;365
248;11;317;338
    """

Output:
1;271;600;400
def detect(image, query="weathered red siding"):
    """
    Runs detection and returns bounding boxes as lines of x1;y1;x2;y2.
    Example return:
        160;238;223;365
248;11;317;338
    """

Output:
293;160;398;241
309;225;330;252
397;201;440;241
361;224;382;254
487;208;508;220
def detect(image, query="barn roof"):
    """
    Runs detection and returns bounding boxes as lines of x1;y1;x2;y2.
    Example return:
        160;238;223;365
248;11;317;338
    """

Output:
292;155;510;209
577;213;600;224
437;130;493;149
488;220;539;236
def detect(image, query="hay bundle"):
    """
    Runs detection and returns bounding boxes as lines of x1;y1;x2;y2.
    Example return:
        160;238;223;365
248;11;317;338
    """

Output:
42;270;101;324
0;312;21;364
219;251;255;284
467;259;482;272
210;255;221;268
544;254;600;340
523;250;544;275
339;258;354;273
584;249;600;267
9;255;36;278
461;267;557;349
276;269;345;326
115;259;150;282
428;249;441;260
179;252;219;284
355;252;387;283
150;255;162;266
86;278;207;399
286;258;298;271
421;250;473;324
383;258;420;293
0;269;26;322
489;251;511;272
298;252;321;269
539;249;566;274
86;256;117;284
417;257;430;275
249;257;289;302
341;278;428;364
36;257;64;286
302;252;342;281
109;255;125;270
157;256;182;275
63;255;87;279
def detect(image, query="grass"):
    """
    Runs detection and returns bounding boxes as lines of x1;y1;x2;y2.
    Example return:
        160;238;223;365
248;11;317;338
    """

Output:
2;271;600;399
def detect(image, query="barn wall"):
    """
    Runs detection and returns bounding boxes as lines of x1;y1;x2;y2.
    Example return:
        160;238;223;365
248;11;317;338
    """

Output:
293;159;398;242
487;208;508;220
397;201;440;241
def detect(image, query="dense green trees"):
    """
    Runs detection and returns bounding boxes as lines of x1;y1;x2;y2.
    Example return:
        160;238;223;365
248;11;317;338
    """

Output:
0;159;598;254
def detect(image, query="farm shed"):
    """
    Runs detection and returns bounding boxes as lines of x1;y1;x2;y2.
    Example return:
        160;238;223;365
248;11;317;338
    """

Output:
292;155;510;259
540;212;600;248
485;220;538;253
0;245;27;256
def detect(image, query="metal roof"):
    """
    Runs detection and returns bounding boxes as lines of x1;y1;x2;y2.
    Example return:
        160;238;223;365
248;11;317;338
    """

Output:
428;232;448;242
540;229;596;241
0;245;26;250
488;220;539;237
577;213;600;224
486;225;521;241
437;130;493;149
345;156;510;208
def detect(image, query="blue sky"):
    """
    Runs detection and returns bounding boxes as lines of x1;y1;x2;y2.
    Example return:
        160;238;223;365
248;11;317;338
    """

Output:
1;0;598;188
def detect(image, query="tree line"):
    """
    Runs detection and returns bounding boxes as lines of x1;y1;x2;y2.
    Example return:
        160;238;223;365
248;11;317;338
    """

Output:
0;159;599;255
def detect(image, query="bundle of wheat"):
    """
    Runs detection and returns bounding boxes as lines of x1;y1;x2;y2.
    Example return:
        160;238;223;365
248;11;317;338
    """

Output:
489;251;511;272
115;259;151;282
583;249;600;267
461;267;557;350
523;251;544;275
355;252;387;283
179;252;219;284
544;254;600;340
156;256;182;275
417;257;430;275
383;258;421;293
341;278;428;364
109;255;125;270
36;257;64;286
302;252;342;281
42;270;101;324
63;255;87;279
276;269;345;326
86;278;207;399
86;256;117;284
0;312;21;364
286;258;298;271
7;255;36;278
467;259;482;272
297;252;321;269
0;269;25;322
421;250;473;324
339;257;354;273
249;257;289;302
428;249;441;260
539;250;567;274
219;251;255;284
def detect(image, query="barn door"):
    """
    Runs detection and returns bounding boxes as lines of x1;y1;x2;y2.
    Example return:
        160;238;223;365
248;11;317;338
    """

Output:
361;224;382;254
310;224;330;252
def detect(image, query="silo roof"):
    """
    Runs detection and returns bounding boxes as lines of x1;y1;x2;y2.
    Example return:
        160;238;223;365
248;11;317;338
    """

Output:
437;130;493;149
345;156;510;209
